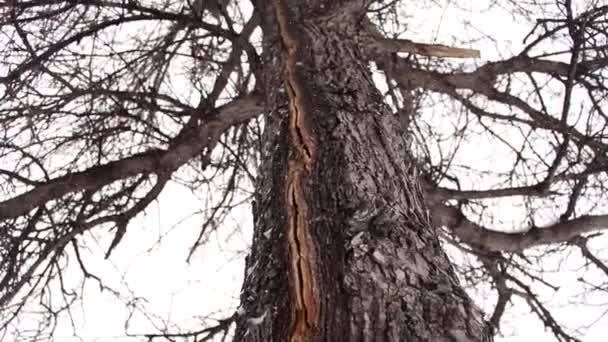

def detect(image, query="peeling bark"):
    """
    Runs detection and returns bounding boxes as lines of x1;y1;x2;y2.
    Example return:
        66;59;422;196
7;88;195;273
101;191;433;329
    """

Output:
234;2;492;341
274;0;320;339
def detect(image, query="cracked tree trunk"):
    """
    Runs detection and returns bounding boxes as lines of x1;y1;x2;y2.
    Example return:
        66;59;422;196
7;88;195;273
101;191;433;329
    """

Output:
233;1;492;341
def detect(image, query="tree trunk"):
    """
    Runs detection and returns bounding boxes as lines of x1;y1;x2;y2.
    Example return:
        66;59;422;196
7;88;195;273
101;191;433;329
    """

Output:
234;1;492;341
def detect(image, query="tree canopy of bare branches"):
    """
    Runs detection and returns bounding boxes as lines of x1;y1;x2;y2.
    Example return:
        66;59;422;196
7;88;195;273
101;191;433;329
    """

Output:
1;0;608;341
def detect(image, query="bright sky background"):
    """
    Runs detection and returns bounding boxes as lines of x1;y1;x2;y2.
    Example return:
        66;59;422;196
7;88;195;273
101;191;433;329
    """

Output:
5;1;608;341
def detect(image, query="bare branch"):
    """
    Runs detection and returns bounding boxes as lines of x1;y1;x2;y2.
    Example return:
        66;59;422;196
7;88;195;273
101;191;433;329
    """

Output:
362;18;480;58
0;94;264;220
372;37;480;58
432;203;608;252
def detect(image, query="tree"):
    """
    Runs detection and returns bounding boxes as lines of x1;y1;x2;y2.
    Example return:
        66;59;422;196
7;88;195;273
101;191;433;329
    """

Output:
1;0;608;341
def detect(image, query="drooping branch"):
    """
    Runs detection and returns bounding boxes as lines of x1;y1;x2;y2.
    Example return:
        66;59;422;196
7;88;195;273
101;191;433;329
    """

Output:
571;235;608;277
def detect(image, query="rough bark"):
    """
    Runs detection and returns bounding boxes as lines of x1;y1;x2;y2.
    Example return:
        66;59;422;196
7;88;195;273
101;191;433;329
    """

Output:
234;1;492;341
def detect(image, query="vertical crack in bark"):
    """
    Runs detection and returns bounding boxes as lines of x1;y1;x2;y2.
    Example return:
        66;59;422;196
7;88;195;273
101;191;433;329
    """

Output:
273;0;319;341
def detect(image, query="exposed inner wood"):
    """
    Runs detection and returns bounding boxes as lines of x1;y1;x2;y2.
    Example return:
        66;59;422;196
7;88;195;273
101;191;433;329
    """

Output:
273;0;319;341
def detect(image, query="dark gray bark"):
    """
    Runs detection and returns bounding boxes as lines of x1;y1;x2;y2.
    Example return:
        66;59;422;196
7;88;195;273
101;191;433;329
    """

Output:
234;1;492;341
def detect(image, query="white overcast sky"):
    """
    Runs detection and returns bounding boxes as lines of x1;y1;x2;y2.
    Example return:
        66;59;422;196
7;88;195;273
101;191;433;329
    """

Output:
6;1;608;341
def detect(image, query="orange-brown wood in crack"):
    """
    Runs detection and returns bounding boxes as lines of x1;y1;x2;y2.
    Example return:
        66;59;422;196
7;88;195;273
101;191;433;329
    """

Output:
273;0;319;341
